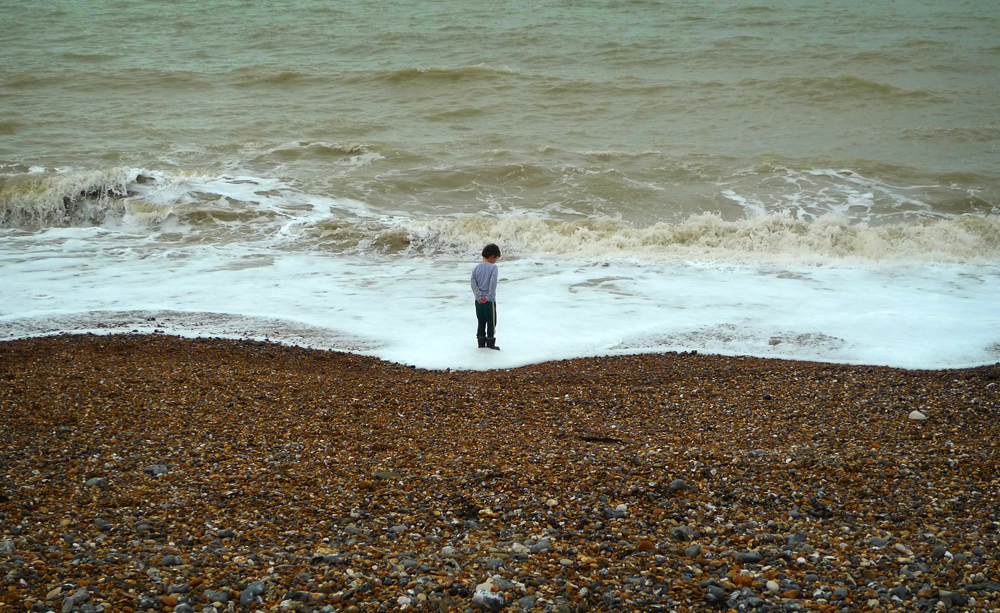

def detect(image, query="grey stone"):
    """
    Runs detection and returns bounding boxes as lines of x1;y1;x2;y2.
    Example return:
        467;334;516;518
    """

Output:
217;529;236;539
239;589;257;606
705;586;727;602
161;555;181;566
282;591;313;603
134;595;158;610
832;587;849;600
932;545;947;559
173;606;195;613
440;545;458;556
669;479;689;492
670;526;695;541
84;478;106;487
464;520;481;530
471;589;505;612
684;544;702;558
890;585;909;600
204;590;229;604
603;507;626;520
972;546;985;557
786;531;808;545
245;581;266;597
344;525;363;536
141;464;169;476
529;539;551;553
870;537;888;548
494;578;516;591
389;525;407;533
62;588;91;613
0;540;14;554
166;584;190;595
734;551;762;564
516;596;536;610
939;591;967;607
486;558;505;570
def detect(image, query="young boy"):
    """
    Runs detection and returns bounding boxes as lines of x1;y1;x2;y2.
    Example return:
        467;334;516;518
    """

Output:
470;243;501;350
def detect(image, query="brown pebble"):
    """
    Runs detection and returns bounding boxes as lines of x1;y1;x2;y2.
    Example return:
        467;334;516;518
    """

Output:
1;334;999;613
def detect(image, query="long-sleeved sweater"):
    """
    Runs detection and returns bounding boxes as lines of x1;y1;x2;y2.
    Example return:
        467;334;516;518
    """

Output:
470;262;498;302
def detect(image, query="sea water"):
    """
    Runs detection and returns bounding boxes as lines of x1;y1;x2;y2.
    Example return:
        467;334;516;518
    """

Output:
1;0;998;369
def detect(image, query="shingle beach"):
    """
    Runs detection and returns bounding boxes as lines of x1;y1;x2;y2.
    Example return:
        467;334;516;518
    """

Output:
2;334;998;613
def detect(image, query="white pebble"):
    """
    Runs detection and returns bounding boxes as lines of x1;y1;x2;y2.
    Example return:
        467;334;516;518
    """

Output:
908;410;927;421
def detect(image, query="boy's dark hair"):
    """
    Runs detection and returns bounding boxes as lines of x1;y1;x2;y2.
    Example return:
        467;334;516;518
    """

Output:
482;243;501;258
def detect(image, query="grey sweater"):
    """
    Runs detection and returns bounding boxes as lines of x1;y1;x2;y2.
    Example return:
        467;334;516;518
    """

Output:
470;262;499;302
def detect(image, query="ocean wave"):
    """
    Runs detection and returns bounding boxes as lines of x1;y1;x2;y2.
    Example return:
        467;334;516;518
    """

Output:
257;141;375;163
4;163;997;264
0;168;140;228
230;69;318;88
398;213;1000;263
0;168;259;229
743;75;949;107
900;124;1000;143
60;52;115;62
423;107;488;121
345;64;521;86
1;69;211;92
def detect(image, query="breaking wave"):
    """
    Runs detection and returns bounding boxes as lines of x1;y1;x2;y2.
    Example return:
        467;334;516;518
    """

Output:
399;213;1000;263
3;167;998;264
0;168;142;227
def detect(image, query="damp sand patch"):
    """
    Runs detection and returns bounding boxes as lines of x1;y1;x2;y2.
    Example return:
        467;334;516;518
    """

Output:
0;310;382;352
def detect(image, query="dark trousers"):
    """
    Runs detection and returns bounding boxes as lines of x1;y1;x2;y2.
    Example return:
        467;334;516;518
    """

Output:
475;300;496;339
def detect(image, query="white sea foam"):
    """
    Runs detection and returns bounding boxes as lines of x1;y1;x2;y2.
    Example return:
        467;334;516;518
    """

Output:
3;167;999;371
399;213;1000;264
1;248;997;371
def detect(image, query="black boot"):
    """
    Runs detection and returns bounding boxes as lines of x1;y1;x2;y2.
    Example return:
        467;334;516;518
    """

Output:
477;337;487;348
485;338;500;351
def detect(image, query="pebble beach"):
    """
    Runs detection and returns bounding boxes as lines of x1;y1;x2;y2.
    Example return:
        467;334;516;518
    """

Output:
1;334;999;613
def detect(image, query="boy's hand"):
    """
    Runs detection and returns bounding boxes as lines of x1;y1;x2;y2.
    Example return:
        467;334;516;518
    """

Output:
478;297;487;304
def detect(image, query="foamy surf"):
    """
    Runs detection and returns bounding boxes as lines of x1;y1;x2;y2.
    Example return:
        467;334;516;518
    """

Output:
1;245;998;370
3;167;998;264
400;213;1000;263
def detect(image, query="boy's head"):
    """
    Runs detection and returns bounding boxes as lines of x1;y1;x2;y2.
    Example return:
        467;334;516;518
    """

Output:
481;243;501;260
